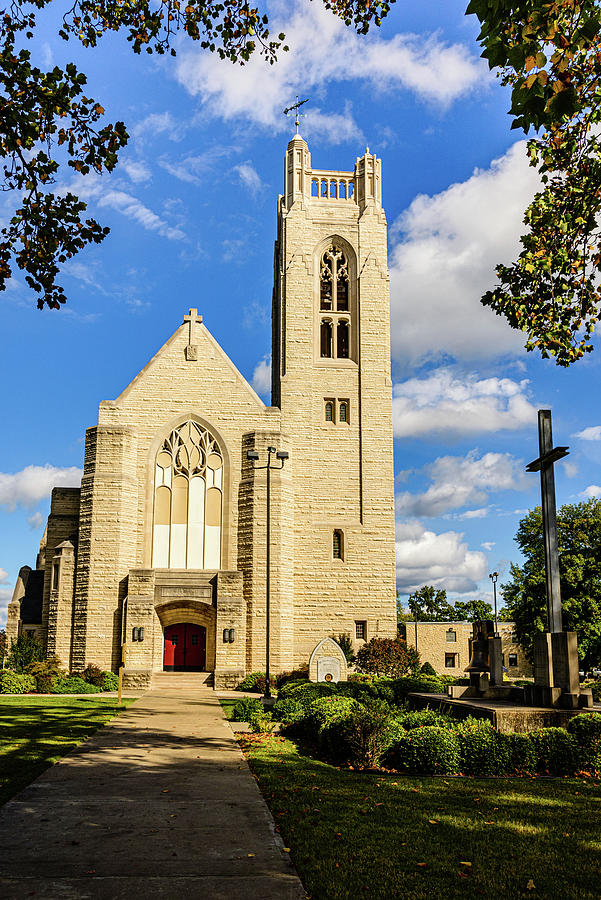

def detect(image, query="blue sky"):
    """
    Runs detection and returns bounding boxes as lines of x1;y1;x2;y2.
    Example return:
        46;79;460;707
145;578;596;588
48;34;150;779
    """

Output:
1;0;600;625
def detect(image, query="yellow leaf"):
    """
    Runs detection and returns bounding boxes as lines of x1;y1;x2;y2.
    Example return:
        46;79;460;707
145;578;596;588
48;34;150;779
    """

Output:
527;879;536;890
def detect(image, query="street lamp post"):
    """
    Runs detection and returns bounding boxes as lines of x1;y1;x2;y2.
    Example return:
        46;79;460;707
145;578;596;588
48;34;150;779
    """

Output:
489;571;499;636
247;445;289;703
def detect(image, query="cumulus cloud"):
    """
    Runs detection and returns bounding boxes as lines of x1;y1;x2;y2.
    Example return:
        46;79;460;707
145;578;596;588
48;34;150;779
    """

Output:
234;162;262;196
397;450;529;518
389;141;540;368
396;521;487;593
573;425;601;441
393;368;537;439
252;354;272;397
27;512;44;530
0;568;8;584
581;485;601;499
175;1;482;139
0;465;82;511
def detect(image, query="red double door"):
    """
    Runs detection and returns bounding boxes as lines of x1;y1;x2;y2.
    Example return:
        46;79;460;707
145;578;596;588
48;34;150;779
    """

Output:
163;623;206;671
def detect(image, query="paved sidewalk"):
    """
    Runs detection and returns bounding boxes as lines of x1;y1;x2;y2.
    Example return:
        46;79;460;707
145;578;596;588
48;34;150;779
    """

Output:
0;687;305;899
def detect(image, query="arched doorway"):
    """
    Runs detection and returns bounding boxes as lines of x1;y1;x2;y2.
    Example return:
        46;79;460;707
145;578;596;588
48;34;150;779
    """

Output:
163;623;206;671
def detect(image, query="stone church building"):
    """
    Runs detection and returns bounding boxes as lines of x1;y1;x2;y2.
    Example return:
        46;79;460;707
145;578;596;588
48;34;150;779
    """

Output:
7;135;397;688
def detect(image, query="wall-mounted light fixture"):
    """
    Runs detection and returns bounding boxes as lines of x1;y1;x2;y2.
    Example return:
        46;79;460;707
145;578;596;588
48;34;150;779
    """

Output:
223;628;235;643
132;627;145;642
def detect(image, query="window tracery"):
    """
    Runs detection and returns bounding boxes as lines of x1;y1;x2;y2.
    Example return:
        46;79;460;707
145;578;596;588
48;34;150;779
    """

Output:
152;421;223;570
318;244;353;360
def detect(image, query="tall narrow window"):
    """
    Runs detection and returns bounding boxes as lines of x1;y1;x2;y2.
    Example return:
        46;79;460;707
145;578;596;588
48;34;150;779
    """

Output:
320;320;333;358
325;401;334;422
333;529;343;560
153;421;223;570
339;401;348;423
318;244;353;361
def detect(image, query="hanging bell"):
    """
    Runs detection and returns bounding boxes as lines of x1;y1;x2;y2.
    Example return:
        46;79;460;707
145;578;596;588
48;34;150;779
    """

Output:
465;621;492;673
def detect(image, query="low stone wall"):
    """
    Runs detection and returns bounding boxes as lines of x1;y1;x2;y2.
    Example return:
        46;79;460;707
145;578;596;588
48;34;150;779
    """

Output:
122;669;152;691
214;670;245;690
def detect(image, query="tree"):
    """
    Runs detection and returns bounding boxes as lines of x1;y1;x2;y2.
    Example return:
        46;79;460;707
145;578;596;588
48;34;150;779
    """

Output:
502;499;601;668
469;0;601;366
407;586;455;622
355;635;420;678
451;598;495;621
0;0;392;309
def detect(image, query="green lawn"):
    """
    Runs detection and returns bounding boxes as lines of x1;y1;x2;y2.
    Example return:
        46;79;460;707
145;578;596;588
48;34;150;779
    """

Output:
0;696;134;805
240;733;601;900
219;697;238;720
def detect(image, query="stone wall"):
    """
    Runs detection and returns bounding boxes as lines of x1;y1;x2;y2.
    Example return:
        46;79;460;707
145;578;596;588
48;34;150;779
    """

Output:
405;621;533;678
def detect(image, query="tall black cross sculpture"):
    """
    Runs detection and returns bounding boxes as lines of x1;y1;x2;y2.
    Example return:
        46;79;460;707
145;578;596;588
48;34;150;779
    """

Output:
526;410;569;634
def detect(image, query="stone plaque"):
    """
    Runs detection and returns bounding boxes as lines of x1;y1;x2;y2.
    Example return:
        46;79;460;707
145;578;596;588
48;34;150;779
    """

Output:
317;656;341;683
185;344;198;361
308;637;347;683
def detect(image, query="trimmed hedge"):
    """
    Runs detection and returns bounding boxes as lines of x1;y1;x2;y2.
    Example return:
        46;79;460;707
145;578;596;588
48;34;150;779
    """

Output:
272;698;306;725
232;697;264;722
389;675;446;704
387;726;461;775
456;722;511;776
532;727;577;775
236;671;277;693
52;676;102;694
102;671;119;691
0;671;36;694
395;707;452;731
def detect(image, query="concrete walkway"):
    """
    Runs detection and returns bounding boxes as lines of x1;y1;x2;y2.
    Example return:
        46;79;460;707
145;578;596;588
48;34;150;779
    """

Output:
0;686;306;899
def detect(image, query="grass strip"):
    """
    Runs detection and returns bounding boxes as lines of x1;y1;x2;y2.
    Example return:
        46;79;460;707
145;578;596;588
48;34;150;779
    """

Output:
240;732;601;900
0;696;134;805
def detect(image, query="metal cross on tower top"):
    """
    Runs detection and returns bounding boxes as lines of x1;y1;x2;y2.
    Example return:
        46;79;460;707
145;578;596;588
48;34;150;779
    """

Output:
526;409;569;634
283;96;309;133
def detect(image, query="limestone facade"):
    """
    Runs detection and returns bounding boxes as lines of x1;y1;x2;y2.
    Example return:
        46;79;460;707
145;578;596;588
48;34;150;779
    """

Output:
7;136;397;688
405;621;533;678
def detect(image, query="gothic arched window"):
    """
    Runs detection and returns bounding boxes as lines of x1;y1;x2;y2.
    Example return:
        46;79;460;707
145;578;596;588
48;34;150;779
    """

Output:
153;421;223;570
318;244;353;361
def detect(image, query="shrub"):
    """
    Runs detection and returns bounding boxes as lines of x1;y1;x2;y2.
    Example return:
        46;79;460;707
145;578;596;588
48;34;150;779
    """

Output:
420;662;437;676
588;680;601;703
279;681;338;711
506;732;538;775
26;656;64;693
355;636;420;678
567;712;601;771
532;727;577;775
277;678;311;698
396;707;453;731
248;710;275;733
386;726;460;775
272;698;306;725
83;664;104;687
389;675;446;705
52;676;102;694
232;697;264;722
7;633;44;673
275;667;309;688
102;671;119;691
236;671;277;693
332;633;355;664
306;695;359;757
457;723;511;775
342;701;397;767
0;671;36;694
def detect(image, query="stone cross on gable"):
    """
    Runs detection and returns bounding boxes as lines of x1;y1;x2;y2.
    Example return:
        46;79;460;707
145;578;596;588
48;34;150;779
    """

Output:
184;308;202;361
526;409;569;633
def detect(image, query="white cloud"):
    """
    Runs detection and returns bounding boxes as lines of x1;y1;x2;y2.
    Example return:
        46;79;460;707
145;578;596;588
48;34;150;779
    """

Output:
389;141;540;368
457;508;489;519
132;111;178;140
581;485;601;499
562;461;579;478
481;541;496;551
573;425;601;441
0;465;82;511
397;450;528;517
234;162;263;196
175;1;483;139
121;159;152;184
0;568;8;583
0;587;11;629
27;512;44;530
74;178;185;241
159;146;234;186
393;368;537;439
396;521;487;593
252;354;272;396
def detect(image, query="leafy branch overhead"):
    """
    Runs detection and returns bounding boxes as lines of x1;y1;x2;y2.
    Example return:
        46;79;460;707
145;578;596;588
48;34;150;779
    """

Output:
469;0;601;366
0;0;394;310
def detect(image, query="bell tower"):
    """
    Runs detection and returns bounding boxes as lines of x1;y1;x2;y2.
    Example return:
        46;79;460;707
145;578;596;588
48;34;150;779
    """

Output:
272;134;397;658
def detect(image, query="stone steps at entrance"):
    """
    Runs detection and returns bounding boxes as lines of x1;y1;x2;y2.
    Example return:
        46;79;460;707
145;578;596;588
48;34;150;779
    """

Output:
152;671;214;690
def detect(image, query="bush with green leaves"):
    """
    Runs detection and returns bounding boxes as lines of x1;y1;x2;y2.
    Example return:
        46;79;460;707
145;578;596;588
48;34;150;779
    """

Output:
272;698;306;725
277;678;310;698
232;697;264;722
236;671;277;693
26;655;65;693
7;633;45;673
0;671;36;694
588;680;601;703
567;712;601;771
248;709;274;733
341;700;397;768
275;667;309;688
102;671;119;691
389;675;446;705
336;679;394;704
52;676;102;694
83;664;104;687
355;636;420;678
278;681;338;711
386;726;460;775
456;720;511;776
395;707;453;731
506;731;538;775
532;727;577;775
305;695;359;757
420;661;437;676
332;633;355;664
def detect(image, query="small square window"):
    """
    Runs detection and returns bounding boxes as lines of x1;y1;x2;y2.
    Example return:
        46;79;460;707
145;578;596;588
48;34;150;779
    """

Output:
355;621;367;641
446;628;457;643
445;653;457;668
171;634;179;645
508;653;518;667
